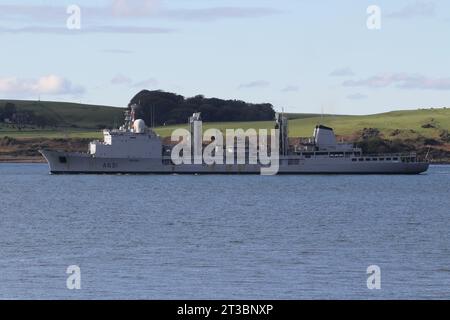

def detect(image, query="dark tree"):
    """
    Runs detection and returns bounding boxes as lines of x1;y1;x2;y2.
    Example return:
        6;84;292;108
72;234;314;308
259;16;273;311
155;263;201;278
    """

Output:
3;102;17;119
128;90;275;126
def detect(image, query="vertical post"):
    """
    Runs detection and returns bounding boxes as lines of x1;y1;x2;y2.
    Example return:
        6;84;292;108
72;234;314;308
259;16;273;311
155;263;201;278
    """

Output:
275;113;289;156
189;113;203;164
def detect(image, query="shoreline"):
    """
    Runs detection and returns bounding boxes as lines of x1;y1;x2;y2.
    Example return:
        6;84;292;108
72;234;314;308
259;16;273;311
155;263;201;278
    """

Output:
0;157;46;163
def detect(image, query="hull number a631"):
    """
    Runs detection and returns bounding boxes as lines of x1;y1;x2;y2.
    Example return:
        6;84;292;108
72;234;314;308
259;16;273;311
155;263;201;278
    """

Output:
102;162;118;169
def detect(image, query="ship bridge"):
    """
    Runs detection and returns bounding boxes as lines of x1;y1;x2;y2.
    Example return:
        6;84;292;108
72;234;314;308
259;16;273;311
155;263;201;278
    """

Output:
89;107;162;159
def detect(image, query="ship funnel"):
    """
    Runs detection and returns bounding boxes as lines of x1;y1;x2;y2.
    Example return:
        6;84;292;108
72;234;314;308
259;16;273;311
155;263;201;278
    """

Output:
314;125;337;149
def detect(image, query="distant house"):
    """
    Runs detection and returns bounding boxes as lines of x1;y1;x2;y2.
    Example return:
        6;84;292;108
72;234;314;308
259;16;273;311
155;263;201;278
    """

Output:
4;118;12;123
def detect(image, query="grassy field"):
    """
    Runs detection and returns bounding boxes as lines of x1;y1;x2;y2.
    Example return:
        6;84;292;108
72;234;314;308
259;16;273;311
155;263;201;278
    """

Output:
0;99;124;129
1;99;449;140
0;127;102;139
154;108;450;140
288;108;450;139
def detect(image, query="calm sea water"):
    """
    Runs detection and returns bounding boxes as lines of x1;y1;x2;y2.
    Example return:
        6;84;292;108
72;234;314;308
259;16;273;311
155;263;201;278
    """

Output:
0;163;449;299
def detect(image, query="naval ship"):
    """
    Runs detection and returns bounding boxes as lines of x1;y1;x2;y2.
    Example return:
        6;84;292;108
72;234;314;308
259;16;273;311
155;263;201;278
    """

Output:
40;106;429;175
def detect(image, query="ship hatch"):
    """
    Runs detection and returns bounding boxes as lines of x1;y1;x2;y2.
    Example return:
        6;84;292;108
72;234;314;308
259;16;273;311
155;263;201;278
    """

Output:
59;156;67;163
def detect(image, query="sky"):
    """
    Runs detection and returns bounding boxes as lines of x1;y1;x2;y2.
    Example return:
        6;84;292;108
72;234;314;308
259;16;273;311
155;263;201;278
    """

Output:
1;0;450;115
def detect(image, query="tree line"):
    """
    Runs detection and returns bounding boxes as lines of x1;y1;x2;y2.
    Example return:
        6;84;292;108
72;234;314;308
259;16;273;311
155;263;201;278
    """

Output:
128;90;275;126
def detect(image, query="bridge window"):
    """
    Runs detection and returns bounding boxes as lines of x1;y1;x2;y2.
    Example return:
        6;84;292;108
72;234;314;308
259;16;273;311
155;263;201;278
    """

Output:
59;156;67;164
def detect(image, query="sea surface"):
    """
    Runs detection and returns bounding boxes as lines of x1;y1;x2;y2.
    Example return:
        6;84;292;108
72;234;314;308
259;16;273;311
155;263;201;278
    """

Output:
0;163;449;299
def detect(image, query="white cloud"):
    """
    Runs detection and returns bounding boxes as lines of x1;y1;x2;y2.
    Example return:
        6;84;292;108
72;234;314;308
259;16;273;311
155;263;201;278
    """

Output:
102;49;134;54
281;85;299;92
387;1;436;19
132;78;158;88
343;73;450;90
111;74;133;85
238;80;270;89
0;75;84;96
162;7;280;22
347;93;368;100
110;74;159;88
0;3;280;35
0;4;61;21
330;67;354;77
111;0;161;17
0;26;174;34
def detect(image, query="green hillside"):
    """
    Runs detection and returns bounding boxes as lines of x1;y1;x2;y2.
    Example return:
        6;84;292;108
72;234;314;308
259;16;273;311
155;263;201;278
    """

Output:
155;108;450;140
1;99;449;141
288;108;450;139
0;99;124;129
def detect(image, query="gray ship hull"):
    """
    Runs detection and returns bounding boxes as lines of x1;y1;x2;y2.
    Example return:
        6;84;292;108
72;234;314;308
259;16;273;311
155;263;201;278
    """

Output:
40;150;430;175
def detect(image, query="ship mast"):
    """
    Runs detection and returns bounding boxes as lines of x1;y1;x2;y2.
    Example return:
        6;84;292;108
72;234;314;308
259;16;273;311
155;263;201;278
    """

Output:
275;112;289;156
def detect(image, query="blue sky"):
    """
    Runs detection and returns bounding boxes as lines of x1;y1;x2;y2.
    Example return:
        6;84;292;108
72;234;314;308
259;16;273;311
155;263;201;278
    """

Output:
1;0;450;114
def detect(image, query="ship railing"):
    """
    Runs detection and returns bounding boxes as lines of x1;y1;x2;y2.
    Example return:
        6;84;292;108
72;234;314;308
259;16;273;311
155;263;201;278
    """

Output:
357;152;426;163
361;152;417;158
